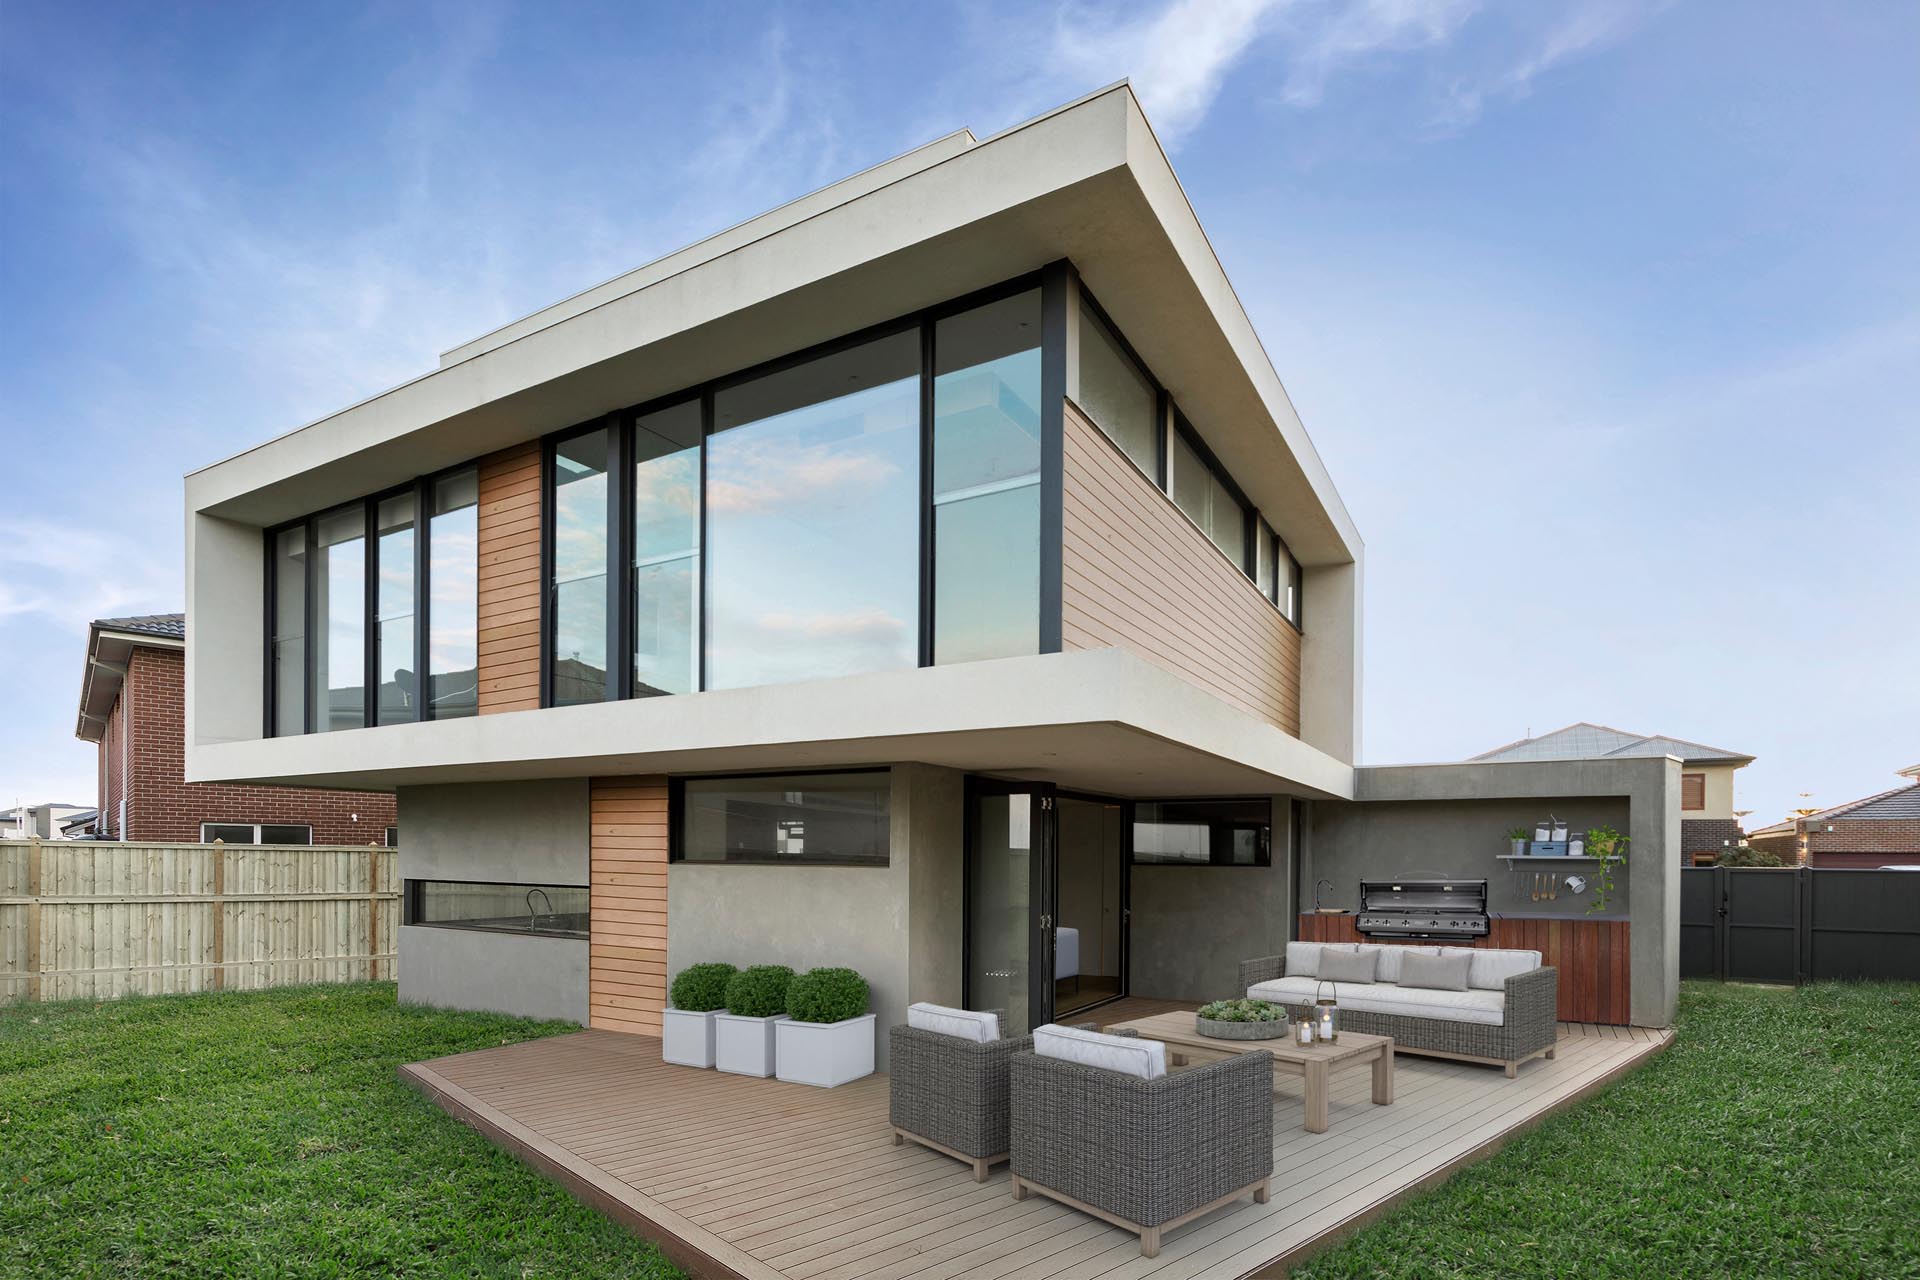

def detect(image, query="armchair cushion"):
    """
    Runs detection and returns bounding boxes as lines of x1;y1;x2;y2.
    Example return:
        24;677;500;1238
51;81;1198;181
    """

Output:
1033;1023;1166;1079
907;1002;1000;1043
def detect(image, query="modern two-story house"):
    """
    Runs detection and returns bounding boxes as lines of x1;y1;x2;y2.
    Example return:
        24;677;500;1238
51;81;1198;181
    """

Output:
183;85;1682;1049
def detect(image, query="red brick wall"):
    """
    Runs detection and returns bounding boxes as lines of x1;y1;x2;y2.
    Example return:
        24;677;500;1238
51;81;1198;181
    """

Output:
113;646;396;845
1805;804;1920;868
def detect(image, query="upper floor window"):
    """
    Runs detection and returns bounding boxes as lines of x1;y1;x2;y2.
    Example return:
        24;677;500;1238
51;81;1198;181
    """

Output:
266;465;478;736
1077;298;1160;479
1682;773;1706;811
1170;419;1250;571
550;427;612;705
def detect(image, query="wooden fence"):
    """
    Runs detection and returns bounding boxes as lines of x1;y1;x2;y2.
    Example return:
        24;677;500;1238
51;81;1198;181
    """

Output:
1;840;399;1003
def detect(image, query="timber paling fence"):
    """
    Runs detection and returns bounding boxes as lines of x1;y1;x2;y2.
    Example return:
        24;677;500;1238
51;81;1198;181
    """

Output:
1;841;398;1004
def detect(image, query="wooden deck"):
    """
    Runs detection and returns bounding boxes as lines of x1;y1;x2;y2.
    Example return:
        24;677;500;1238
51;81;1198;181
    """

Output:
403;1004;1671;1280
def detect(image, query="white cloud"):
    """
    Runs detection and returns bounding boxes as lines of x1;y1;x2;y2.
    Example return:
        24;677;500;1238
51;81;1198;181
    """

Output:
1277;0;1481;108
1052;0;1286;145
1430;0;1658;131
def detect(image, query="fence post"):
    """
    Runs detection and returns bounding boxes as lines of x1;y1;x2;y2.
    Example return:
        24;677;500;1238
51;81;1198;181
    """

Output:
210;844;226;991
24;838;42;1002
1714;864;1729;982
366;847;380;981
1797;865;1814;984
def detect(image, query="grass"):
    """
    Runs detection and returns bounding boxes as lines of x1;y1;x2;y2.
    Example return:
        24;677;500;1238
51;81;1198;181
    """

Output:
6;981;1914;1279
1295;980;1920;1279
0;982;683;1279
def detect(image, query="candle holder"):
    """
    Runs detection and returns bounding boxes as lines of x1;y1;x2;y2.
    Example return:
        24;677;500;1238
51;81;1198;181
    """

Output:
1313;980;1339;1043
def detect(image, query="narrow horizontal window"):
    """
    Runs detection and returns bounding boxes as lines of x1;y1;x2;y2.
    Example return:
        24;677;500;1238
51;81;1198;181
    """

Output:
201;823;314;846
406;880;588;938
1133;799;1270;866
677;771;891;865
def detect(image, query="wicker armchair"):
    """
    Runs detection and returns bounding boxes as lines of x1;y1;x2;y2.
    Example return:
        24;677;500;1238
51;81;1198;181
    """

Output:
1007;1047;1274;1257
888;1023;1029;1181
1239;954;1560;1077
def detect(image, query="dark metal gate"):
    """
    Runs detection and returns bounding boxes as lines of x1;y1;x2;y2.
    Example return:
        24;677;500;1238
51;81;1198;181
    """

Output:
1680;867;1920;983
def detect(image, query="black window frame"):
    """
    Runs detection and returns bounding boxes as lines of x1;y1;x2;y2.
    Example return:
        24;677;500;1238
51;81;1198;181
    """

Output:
200;821;314;846
1130;797;1274;867
669;767;893;867
402;877;590;939
263;459;477;737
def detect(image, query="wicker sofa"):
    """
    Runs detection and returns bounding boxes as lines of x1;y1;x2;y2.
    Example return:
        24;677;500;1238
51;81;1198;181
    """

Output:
1240;941;1559;1077
1008;1043;1273;1257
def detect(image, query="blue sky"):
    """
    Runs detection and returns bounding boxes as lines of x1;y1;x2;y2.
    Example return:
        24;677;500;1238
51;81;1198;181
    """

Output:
2;0;1914;826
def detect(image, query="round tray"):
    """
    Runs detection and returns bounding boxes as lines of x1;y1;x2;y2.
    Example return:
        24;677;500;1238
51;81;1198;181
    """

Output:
1195;1016;1292;1041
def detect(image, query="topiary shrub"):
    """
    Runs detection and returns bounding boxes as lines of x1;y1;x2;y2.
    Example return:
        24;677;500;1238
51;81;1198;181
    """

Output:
669;962;737;1012
786;967;869;1024
724;964;795;1018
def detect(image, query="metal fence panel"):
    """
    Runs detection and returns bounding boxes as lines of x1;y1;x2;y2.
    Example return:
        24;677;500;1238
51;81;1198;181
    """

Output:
1680;867;1720;979
1680;866;1920;985
1807;869;1920;982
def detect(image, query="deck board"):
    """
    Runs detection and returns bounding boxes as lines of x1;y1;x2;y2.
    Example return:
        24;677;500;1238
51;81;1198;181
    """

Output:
405;1013;1669;1280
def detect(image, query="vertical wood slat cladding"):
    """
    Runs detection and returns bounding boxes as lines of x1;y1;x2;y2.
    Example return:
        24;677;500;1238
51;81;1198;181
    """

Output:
1297;914;1633;1025
589;777;669;1036
476;443;542;714
1059;400;1302;734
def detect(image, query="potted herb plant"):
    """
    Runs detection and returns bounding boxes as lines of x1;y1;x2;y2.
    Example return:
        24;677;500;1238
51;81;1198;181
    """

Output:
714;964;794;1077
1507;827;1530;858
662;962;736;1068
774;967;875;1087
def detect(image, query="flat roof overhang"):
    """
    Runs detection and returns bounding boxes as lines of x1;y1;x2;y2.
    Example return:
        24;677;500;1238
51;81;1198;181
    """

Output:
184;84;1360;568
185;648;1354;801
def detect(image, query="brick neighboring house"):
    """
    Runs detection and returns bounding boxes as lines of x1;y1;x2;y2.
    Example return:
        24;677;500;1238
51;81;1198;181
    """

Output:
74;614;396;845
1471;722;1755;865
1747;765;1920;868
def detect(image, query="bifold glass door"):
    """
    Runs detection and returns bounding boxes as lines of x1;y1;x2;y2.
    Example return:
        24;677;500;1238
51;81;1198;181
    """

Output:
965;781;1056;1036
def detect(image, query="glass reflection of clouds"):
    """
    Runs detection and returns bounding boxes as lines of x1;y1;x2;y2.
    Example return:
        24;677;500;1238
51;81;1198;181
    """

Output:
707;330;920;690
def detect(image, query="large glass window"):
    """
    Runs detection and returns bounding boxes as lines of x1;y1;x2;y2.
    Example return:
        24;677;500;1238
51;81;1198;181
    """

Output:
707;331;920;690
678;771;891;865
428;469;479;717
1133;799;1271;866
314;506;365;732
1171;425;1248;570
407;880;589;938
374;493;416;725
633;400;702;697
271;526;306;736
934;289;1042;664
1255;518;1276;600
1077;300;1159;477
551;430;611;705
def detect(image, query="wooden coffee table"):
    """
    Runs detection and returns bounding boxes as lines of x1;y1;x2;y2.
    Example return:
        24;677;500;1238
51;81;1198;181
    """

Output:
1109;1011;1394;1134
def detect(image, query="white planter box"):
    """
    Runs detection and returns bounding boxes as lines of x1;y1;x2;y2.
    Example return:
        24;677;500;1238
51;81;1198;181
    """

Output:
775;1013;877;1088
714;1012;788;1077
661;1007;718;1068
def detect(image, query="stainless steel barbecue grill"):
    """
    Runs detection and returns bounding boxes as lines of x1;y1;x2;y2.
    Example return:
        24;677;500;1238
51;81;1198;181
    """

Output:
1356;878;1490;941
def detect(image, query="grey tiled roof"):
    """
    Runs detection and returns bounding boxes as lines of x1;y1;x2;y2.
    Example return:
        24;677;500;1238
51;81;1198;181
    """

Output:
1821;783;1920;823
94;613;185;640
1471;722;1753;765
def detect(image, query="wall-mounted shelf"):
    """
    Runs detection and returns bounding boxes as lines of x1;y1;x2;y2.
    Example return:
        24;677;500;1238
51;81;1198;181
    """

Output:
1499;854;1601;863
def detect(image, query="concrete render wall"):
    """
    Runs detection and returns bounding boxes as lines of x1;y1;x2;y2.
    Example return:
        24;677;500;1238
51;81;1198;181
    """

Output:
666;765;964;1070
1312;759;1681;1027
394;779;592;1022
1129;796;1295;1002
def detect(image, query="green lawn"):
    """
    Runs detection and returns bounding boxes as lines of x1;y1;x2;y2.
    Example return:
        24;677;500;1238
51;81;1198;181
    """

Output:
5;981;1914;1279
1296;980;1920;1279
0;982;682;1279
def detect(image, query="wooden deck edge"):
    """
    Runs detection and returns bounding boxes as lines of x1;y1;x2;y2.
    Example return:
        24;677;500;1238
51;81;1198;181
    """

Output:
1244;1029;1676;1278
398;1060;771;1280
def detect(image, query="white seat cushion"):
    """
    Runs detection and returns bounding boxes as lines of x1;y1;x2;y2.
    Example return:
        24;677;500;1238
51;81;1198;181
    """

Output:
1055;927;1080;981
1033;1023;1167;1079
907;1003;1000;1043
1248;975;1507;1027
1436;947;1543;991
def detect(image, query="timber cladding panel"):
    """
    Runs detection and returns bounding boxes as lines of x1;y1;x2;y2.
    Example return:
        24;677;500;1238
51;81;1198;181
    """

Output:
476;442;542;714
1060;400;1302;734
588;777;669;1035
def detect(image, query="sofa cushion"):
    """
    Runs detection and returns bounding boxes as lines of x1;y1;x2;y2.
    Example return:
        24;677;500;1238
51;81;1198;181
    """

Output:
1033;1023;1167;1079
1286;940;1353;978
1451;947;1543;992
1248;974;1508;1027
1318;949;1379;984
1355;944;1437;984
907;1003;1000;1043
1400;950;1473;991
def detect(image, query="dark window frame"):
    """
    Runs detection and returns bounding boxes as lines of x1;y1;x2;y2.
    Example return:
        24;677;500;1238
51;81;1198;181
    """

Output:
669;767;893;867
1130;796;1274;867
402;877;590;939
200;821;314;846
263;459;477;737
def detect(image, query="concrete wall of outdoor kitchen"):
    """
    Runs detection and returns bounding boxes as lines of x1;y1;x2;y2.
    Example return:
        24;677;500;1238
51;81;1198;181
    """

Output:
1130;795;1296;1002
1308;796;1633;919
1303;757;1680;1027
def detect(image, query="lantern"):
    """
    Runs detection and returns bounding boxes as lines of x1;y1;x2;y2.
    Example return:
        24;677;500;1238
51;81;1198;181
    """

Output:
1294;1014;1314;1046
1314;980;1339;1043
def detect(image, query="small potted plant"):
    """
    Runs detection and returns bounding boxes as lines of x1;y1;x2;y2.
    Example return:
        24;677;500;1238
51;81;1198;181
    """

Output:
1195;997;1289;1040
714;964;794;1077
1507;827;1530;858
774;967;875;1087
662;962;736;1068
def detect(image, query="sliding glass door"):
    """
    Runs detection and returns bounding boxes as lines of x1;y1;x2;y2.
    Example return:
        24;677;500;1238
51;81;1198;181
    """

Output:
965;780;1057;1035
